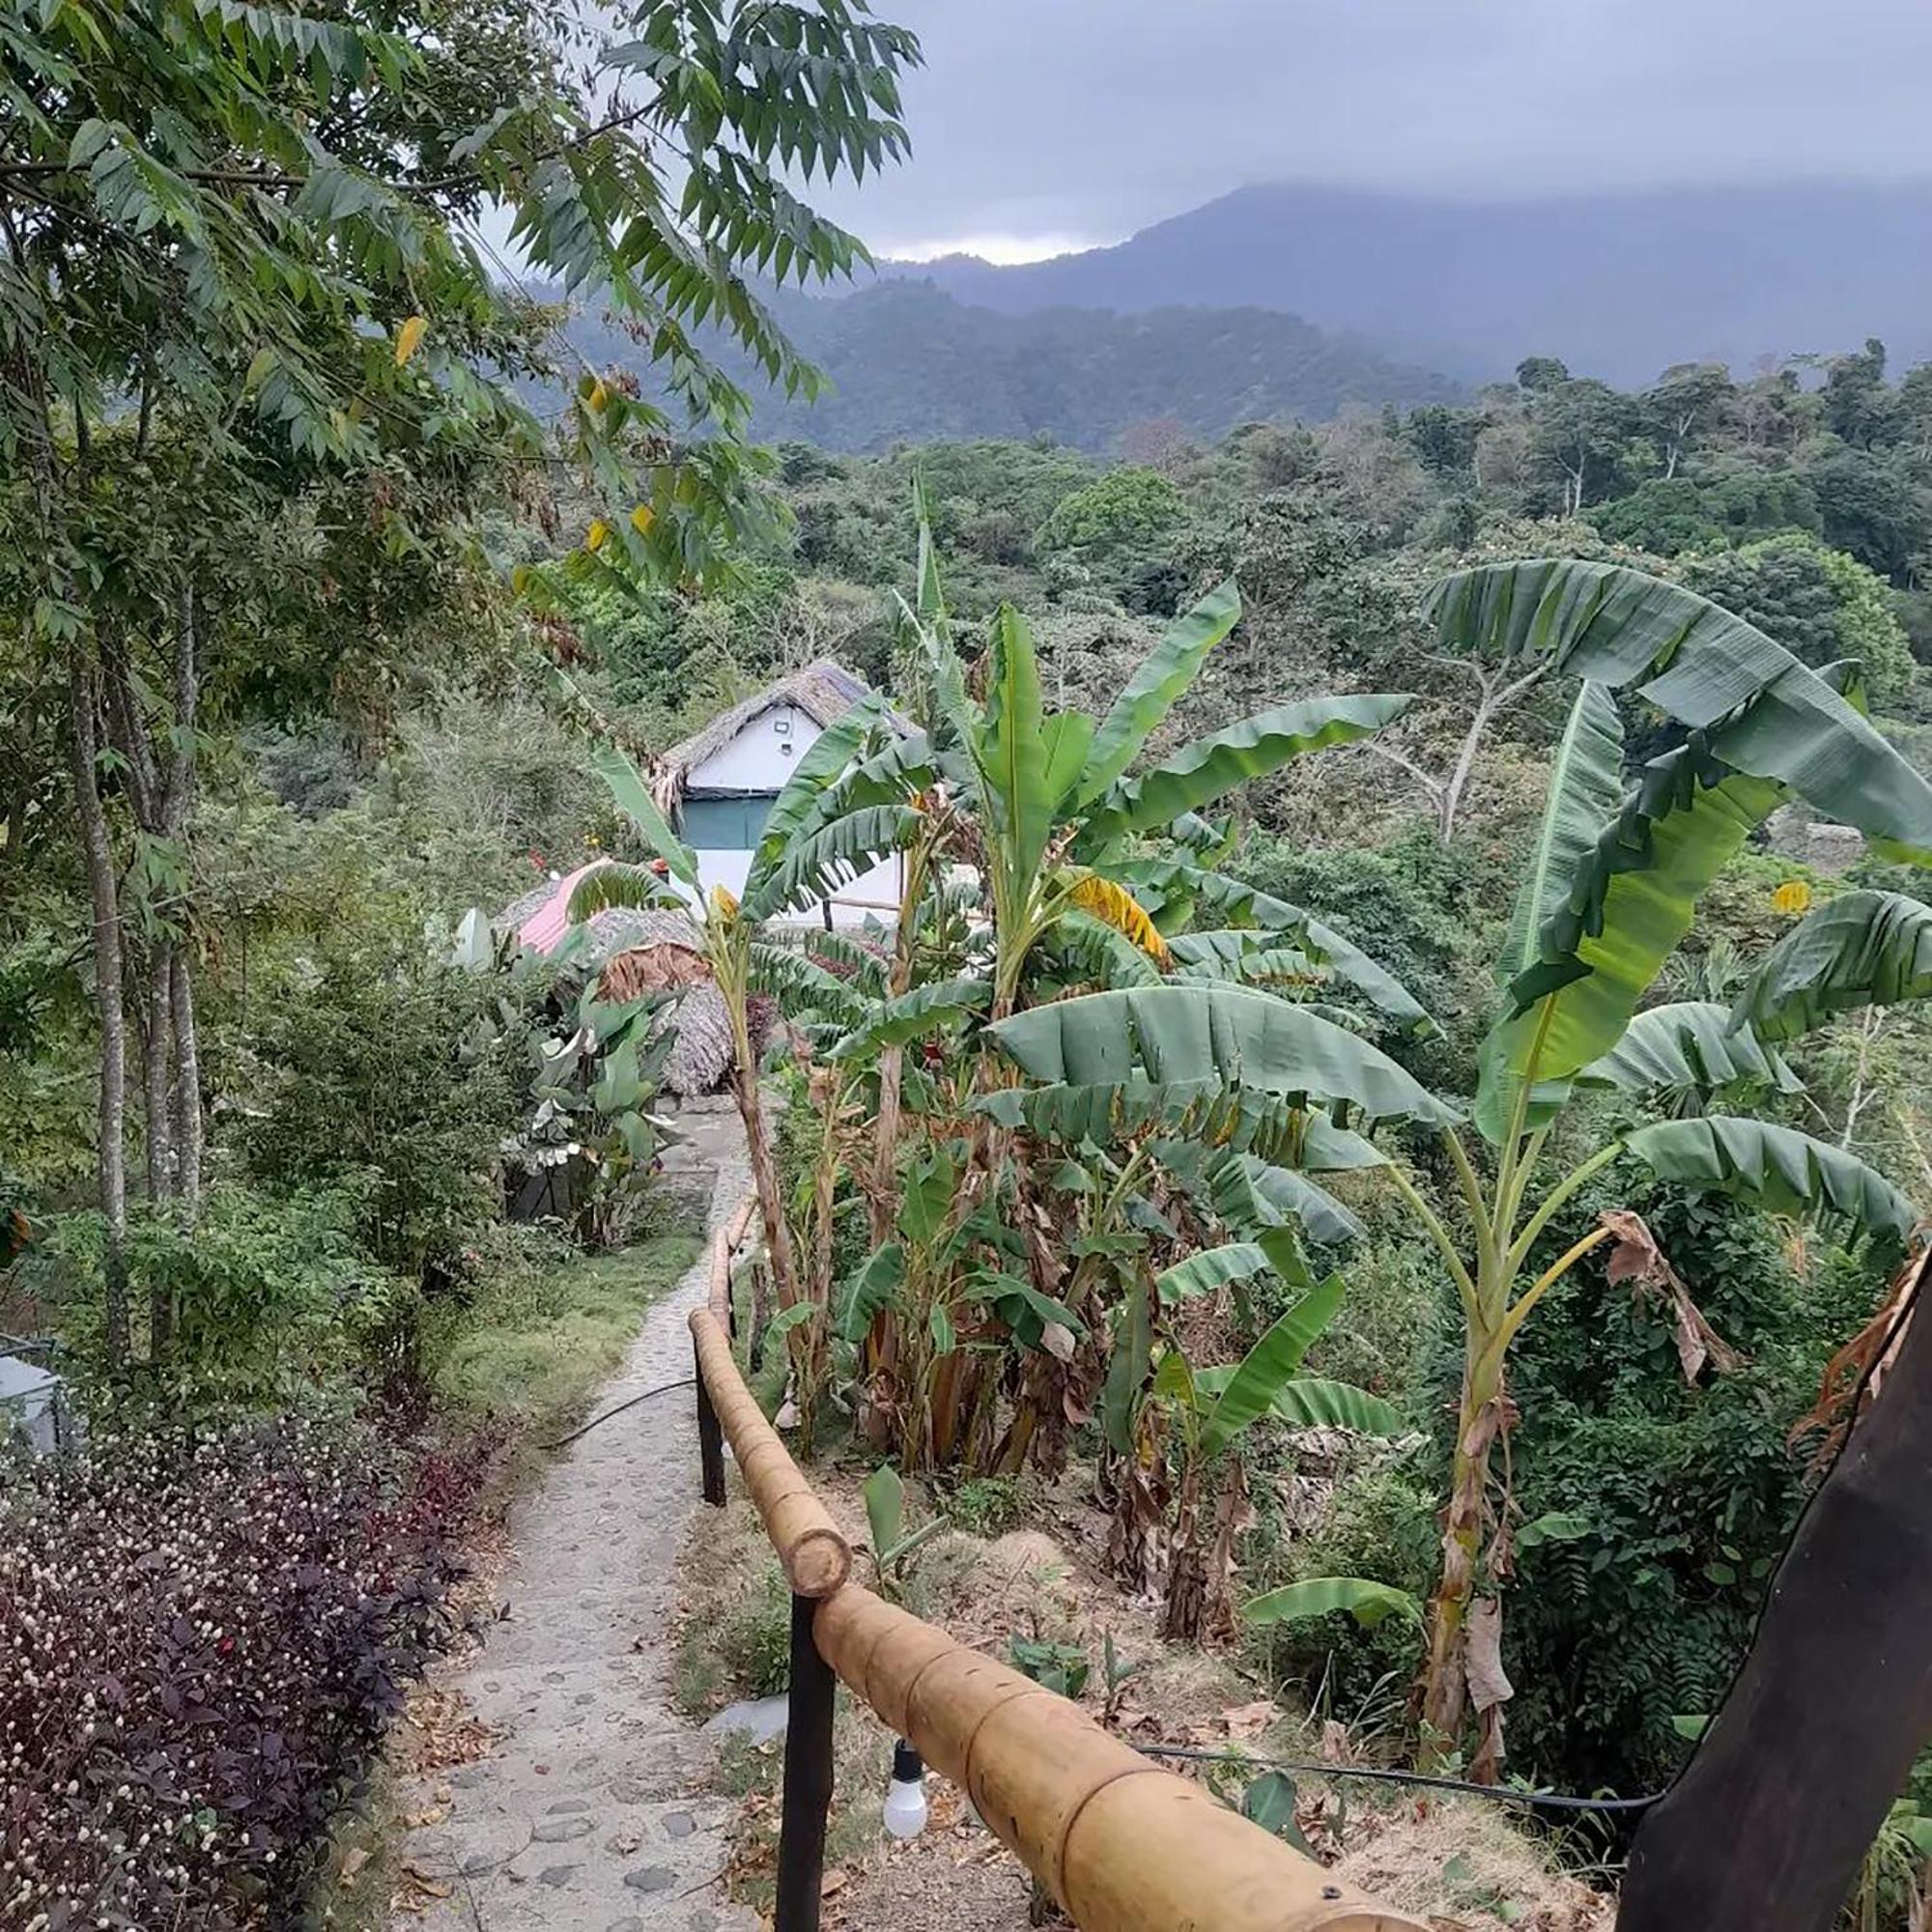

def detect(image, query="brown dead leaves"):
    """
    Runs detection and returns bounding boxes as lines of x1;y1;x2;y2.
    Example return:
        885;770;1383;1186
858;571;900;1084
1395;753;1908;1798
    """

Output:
597;940;710;1004
1601;1208;1742;1382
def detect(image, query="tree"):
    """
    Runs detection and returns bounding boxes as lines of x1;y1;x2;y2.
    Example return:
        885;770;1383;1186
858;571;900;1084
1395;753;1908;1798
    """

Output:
1822;337;1898;449
1037;467;1189;560
1643;362;1735;479
1526;378;1637;516
1688;534;1918;708
0;0;919;1365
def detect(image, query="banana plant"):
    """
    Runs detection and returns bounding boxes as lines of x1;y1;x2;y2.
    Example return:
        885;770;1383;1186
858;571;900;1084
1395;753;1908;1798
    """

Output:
570;701;909;1321
1378;560;1932;1766
1129;1271;1402;1641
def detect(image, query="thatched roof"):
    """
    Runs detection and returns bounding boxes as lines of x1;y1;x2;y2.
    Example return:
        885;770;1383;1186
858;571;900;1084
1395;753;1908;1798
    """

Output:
664;659;911;796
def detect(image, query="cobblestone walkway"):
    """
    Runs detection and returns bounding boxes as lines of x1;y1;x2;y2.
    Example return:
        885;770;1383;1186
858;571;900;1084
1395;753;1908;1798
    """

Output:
395;1110;755;1931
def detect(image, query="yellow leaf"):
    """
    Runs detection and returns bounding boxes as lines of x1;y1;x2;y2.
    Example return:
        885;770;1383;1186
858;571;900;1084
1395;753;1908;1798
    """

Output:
1773;879;1813;916
393;314;427;365
709;883;740;920
588;379;610;412
630;503;655;536
1067;873;1170;964
585;519;611;554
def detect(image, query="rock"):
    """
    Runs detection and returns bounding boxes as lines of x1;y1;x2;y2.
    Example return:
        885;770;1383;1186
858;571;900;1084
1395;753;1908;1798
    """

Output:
548;1799;596;1814
531;1816;595;1844
662;1812;696;1839
624;1866;678;1894
539;1864;581;1888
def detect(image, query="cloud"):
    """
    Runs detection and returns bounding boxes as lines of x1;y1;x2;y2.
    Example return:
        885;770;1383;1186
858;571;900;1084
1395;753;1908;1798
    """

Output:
818;0;1932;254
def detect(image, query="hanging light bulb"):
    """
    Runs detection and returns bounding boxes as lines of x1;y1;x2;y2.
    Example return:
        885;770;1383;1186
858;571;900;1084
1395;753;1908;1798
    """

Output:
882;1739;928;1840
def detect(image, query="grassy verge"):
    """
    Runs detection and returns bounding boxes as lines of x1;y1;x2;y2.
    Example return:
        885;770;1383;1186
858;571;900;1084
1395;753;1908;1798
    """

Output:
430;1232;702;1438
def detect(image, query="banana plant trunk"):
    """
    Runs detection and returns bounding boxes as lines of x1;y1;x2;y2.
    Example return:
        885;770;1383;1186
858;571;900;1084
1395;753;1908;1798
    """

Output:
724;974;799;1317
1421;1315;1508;1755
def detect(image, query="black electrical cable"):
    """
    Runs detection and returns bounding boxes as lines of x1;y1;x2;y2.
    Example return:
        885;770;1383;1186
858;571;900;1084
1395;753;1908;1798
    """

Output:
1135;1742;1663;1814
538;1376;696;1450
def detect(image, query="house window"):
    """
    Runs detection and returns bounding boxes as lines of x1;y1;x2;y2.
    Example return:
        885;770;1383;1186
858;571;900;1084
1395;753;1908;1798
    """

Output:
680;794;775;848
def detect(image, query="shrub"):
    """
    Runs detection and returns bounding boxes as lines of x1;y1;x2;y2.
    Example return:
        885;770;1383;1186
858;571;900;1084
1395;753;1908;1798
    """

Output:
236;941;513;1283
34;1185;404;1401
0;1411;487;1928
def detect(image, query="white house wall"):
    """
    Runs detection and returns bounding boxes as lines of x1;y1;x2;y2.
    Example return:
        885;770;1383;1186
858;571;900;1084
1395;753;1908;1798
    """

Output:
687;702;821;793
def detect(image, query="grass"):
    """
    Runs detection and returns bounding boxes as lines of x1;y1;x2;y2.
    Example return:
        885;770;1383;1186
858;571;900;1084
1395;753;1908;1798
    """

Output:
429;1233;701;1436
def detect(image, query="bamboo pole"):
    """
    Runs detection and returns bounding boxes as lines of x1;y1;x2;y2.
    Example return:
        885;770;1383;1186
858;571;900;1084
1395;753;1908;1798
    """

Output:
813;1587;1426;1932
688;1305;850;1597
709;1195;757;1323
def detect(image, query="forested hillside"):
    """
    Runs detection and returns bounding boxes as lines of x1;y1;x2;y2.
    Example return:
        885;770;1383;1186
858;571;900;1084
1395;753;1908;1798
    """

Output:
559;279;1465;450
887;181;1932;384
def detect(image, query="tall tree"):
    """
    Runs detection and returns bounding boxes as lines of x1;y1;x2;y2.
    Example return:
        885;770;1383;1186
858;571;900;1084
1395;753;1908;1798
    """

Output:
0;0;918;1364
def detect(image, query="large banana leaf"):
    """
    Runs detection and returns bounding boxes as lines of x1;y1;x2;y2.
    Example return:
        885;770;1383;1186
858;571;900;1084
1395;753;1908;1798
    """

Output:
589;745;698;888
1500;681;1626;989
1123;869;1435;1037
1577;1002;1802;1097
827;976;990;1061
1625;1116;1917;1240
1430;559;1932;863
1075;577;1243;807
1153;1241;1275;1304
566;860;685;923
1241;1577;1421;1630
742;699;885;905
986;985;1459;1126
1186;1144;1365;1246
1085;695;1411;844
741;803;920;919
1101;1281;1152;1458
1201;1273;1344;1454
748;943;868;1026
1191;1367;1403;1435
980;606;1055;896
1474;740;1783;1143
1051;908;1168;988
1730;890;1932;1041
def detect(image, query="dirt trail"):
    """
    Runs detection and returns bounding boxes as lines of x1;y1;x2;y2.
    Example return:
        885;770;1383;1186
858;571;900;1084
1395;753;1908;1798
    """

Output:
394;1108;754;1932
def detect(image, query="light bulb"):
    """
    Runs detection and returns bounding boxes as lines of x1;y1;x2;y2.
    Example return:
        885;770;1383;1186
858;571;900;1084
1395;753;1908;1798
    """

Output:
882;1740;927;1840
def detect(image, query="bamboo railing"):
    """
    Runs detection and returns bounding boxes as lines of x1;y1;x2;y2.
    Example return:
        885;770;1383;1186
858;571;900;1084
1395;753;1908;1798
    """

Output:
689;1206;1427;1932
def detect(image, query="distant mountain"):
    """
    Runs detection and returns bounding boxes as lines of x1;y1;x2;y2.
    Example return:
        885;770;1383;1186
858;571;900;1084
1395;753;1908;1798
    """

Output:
883;182;1932;387
561;281;1463;452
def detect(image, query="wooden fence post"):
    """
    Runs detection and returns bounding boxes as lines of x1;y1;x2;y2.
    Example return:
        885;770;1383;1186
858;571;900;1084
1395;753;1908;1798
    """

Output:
775;1590;837;1932
695;1336;725;1508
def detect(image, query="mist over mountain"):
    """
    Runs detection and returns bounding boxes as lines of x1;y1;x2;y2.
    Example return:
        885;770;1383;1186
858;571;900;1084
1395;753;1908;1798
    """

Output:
881;181;1932;386
561;280;1464;452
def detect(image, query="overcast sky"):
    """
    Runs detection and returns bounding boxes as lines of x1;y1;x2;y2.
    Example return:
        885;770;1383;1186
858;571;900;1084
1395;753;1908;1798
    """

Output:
813;0;1932;261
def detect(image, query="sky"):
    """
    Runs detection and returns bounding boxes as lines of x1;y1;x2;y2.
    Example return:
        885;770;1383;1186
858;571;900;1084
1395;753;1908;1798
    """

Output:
812;0;1932;262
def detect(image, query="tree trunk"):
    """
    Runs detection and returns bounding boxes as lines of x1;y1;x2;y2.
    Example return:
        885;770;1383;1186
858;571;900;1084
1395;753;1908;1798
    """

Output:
1420;1331;1507;1757
144;937;177;1206
168;944;203;1223
68;659;131;1370
1620;1287;1932;1932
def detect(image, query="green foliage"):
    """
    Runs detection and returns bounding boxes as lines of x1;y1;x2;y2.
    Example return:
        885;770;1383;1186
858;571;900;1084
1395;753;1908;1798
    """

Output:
1008;1635;1091;1698
234;940;515;1281
35;1185;400;1400
1038;468;1189;559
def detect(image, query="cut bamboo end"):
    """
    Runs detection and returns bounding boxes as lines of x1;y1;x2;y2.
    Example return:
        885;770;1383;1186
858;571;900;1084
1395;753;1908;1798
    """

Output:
688;1307;851;1598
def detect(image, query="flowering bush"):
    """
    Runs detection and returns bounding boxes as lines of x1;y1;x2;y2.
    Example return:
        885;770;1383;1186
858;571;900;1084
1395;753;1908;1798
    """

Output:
0;1412;488;1929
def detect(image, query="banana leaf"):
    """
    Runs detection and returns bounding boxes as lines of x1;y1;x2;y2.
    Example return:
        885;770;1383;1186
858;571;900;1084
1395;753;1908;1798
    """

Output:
1100;1282;1152;1459
1153;1242;1275;1304
1625;1116;1917;1240
1191;1367;1403;1435
986;984;1459;1127
1729;890;1932;1042
1475;739;1783;1143
1076;577;1243;807
1086;695;1411;843
1430;559;1932;863
836;1241;904;1344
1577;1002;1802;1097
566;860;685;923
1155;1140;1366;1247
1201;1273;1345;1455
980;606;1056;896
1241;1577;1422;1630
827;977;990;1061
588;744;698;888
742;803;920;918
743;698;885;899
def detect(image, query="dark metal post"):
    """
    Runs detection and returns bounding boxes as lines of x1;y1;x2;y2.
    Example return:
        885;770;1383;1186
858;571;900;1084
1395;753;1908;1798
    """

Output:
774;1592;836;1932
695;1341;725;1508
1620;1275;1932;1931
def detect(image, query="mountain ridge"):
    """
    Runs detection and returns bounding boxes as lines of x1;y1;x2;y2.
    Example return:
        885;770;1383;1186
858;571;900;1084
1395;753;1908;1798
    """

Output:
874;179;1932;385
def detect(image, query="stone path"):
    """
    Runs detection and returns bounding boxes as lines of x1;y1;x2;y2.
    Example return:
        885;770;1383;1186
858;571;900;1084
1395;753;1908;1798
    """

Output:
395;1110;756;1932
